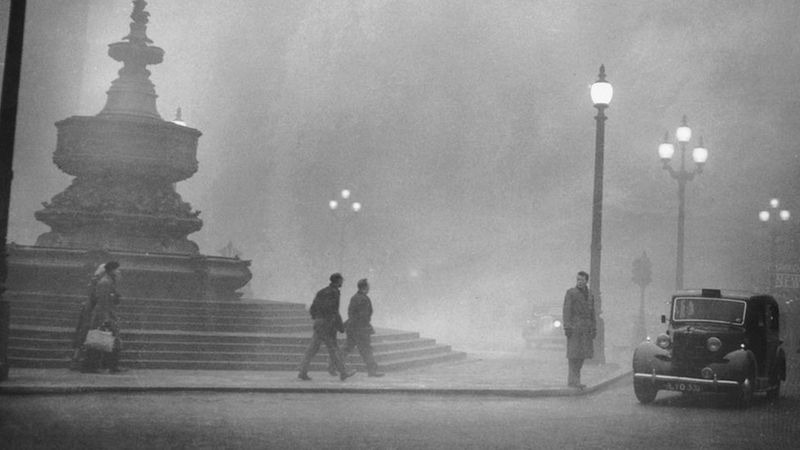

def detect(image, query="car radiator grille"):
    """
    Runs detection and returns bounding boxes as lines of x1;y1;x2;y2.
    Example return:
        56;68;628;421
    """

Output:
672;334;715;370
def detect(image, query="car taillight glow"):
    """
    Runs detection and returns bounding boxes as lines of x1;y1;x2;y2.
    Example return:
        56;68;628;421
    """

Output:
656;334;671;349
706;337;722;352
553;320;562;328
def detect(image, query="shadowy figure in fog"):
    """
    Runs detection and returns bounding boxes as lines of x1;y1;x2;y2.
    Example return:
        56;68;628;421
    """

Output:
563;270;596;389
329;278;384;377
81;261;126;374
298;273;356;381
69;263;106;370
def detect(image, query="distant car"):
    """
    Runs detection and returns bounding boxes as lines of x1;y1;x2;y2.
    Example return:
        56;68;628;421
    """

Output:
632;289;787;407
522;307;564;349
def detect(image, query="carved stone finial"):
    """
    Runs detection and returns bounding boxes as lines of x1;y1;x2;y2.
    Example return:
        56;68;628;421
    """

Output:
124;0;154;45
99;0;164;120
173;107;186;125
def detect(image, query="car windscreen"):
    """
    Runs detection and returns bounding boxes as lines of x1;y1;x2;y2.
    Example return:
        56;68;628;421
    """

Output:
672;297;746;324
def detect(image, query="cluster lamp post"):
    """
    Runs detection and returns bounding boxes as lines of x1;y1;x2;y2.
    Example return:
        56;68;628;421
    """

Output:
329;189;361;271
759;198;791;291
658;116;709;290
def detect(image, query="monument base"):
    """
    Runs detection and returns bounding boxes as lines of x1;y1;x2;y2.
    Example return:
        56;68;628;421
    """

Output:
5;244;252;301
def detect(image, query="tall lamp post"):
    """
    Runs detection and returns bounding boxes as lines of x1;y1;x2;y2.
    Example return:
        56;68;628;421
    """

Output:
589;64;612;363
631;251;652;344
658;116;708;290
329;189;361;271
759;198;791;292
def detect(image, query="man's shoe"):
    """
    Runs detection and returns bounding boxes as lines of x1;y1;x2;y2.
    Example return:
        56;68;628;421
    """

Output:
367;372;385;378
340;369;357;381
298;373;312;381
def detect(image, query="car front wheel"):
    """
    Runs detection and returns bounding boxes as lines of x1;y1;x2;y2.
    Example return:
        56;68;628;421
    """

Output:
766;378;781;401
633;379;657;404
766;359;785;401
736;376;754;408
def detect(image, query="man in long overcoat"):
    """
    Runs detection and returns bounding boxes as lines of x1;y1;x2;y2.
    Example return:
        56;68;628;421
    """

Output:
341;278;384;377
562;270;596;388
298;273;356;381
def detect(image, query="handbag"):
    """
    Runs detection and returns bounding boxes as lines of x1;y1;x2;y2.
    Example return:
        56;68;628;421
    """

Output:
84;329;115;353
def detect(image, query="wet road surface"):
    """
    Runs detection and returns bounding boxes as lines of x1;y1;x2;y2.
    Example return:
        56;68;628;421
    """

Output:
2;377;799;449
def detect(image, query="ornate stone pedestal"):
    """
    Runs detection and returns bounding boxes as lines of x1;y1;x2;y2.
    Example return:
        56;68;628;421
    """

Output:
6;245;250;301
7;0;251;300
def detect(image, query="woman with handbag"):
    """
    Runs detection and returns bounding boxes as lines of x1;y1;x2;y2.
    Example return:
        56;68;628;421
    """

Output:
81;261;126;374
69;264;105;371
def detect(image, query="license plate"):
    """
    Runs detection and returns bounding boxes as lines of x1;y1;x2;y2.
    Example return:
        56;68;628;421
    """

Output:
664;381;702;393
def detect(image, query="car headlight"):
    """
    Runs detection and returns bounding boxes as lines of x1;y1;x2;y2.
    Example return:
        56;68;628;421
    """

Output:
656;334;671;349
706;337;722;352
553;320;562;328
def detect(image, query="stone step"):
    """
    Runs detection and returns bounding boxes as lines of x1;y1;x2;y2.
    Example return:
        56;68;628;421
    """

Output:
4;291;307;312
9;343;454;364
7;350;467;371
9;316;312;333
9;302;310;319
11;310;311;327
5;293;307;314
10;335;438;354
9;325;422;344
5;288;465;373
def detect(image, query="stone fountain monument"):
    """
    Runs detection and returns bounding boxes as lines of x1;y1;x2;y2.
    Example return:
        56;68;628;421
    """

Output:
2;2;467;374
7;0;251;300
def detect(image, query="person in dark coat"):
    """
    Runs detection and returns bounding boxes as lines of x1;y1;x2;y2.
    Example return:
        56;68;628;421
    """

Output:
297;273;356;381
562;270;596;389
341;278;384;377
69;264;105;371
81;261;125;374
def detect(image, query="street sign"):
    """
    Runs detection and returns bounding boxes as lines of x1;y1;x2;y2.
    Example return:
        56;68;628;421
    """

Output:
775;272;800;290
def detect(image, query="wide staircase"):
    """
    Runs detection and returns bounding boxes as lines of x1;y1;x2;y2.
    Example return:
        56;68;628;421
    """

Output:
4;291;465;372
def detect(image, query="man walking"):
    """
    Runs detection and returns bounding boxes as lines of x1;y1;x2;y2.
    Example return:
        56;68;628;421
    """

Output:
563;270;596;389
341;278;384;377
298;273;355;381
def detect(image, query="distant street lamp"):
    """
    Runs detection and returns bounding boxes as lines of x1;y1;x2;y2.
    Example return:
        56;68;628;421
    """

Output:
759;198;791;291
329;189;361;270
658;115;709;290
589;64;612;364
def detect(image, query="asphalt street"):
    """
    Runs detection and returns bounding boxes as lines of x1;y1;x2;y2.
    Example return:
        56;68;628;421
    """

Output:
2;377;799;449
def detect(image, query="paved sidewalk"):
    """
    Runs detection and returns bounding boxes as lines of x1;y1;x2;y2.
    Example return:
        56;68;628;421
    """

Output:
0;349;630;397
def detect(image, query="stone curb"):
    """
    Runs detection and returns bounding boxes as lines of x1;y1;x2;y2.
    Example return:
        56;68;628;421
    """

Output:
0;370;632;397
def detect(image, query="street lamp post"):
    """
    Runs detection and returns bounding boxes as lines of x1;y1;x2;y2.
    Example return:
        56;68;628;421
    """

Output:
759;198;791;292
589;64;612;364
631;251;652;344
329;189;361;271
658;115;708;290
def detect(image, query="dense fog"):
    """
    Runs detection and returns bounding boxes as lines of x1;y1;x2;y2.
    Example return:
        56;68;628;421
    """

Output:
4;0;800;350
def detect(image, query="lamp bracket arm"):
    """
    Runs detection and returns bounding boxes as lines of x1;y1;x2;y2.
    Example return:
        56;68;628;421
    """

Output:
662;164;679;179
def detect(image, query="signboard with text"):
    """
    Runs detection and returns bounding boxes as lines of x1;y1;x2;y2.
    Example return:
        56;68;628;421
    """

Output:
774;263;800;291
773;263;800;353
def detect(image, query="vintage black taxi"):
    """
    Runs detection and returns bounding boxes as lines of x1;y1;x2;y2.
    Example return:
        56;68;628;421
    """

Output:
632;289;786;407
